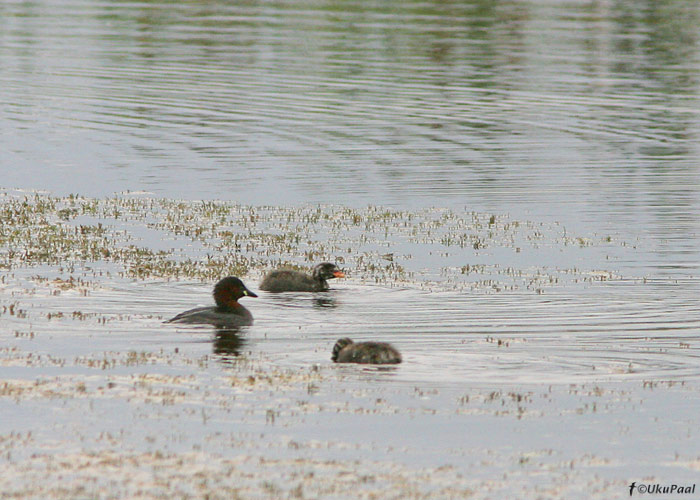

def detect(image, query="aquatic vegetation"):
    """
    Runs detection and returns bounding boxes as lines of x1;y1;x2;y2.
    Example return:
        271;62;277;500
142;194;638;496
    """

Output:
0;190;624;291
1;189;662;500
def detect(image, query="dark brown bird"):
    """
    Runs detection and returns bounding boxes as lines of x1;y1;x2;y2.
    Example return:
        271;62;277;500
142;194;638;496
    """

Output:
165;277;257;327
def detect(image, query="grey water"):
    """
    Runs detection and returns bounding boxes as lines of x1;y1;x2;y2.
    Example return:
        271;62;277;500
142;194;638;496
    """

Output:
2;2;699;215
2;0;700;496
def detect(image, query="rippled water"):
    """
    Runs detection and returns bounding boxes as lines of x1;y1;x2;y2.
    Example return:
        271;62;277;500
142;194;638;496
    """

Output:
2;0;700;497
6;274;700;385
3;1;699;217
3;1;700;265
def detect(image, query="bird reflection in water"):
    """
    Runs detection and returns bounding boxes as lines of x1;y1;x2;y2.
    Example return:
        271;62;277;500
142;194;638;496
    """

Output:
212;327;246;358
313;296;338;309
263;292;338;309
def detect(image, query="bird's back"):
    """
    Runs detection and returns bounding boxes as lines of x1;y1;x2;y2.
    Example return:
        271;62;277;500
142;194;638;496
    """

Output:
334;340;402;364
166;305;253;327
259;269;324;292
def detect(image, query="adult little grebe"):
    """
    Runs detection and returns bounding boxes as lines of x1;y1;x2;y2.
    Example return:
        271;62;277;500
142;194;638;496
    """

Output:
165;277;257;327
260;262;345;293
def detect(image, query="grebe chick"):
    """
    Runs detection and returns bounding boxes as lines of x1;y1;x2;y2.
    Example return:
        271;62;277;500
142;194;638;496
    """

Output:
331;338;402;364
260;262;345;293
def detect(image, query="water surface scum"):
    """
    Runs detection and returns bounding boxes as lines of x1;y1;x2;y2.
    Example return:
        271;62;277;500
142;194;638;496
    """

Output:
3;191;699;499
0;191;625;289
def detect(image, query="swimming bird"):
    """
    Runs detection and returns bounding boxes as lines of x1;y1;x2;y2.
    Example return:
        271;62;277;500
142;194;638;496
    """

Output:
331;338;402;364
259;262;345;292
165;277;257;327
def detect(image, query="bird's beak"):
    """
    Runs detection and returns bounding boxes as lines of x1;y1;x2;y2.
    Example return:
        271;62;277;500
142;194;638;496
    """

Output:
333;271;345;278
243;289;258;298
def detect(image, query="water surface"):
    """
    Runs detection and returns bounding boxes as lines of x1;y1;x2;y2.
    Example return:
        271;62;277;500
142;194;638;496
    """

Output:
2;0;700;497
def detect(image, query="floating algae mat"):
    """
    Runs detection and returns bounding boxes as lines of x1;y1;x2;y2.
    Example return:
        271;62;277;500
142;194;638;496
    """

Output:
2;190;700;498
